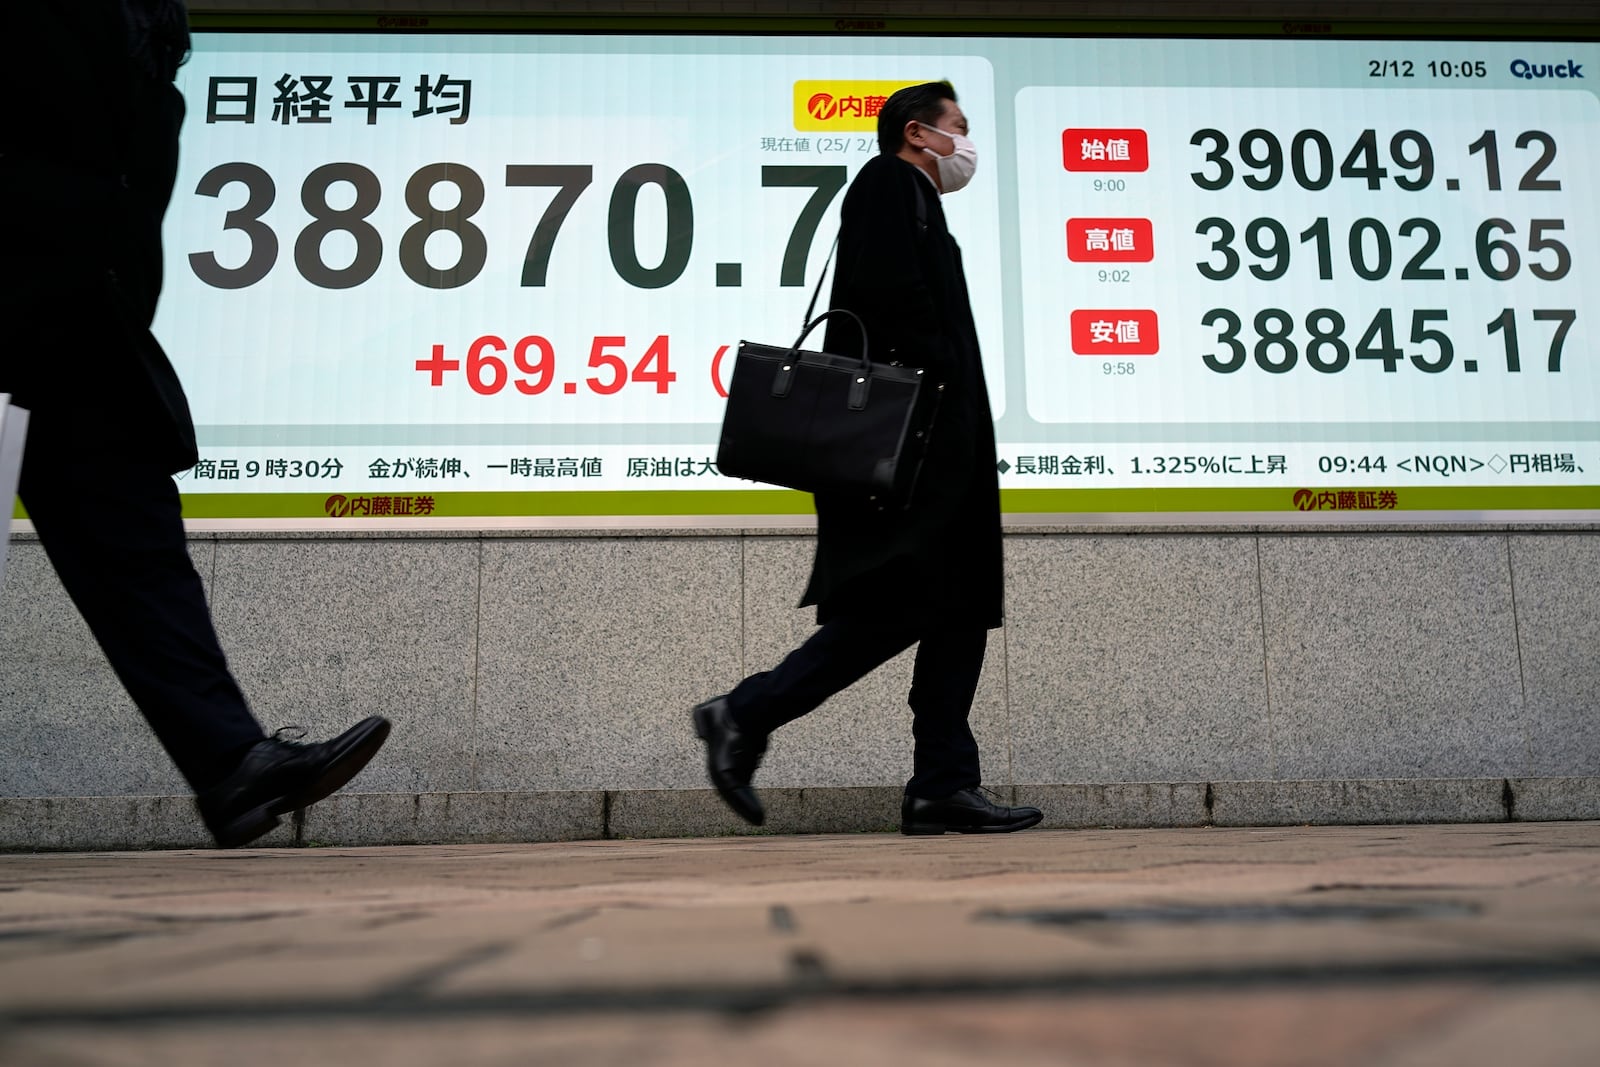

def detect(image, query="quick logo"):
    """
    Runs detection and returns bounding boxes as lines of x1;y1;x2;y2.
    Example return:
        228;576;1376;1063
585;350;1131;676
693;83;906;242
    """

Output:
1509;59;1584;80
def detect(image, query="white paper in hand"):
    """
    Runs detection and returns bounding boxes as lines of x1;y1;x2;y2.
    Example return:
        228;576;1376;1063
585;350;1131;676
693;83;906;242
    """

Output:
0;395;30;594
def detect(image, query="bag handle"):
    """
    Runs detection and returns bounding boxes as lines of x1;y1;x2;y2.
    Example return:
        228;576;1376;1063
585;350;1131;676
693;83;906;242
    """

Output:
801;234;839;329
771;309;872;405
788;308;869;367
768;227;870;406
790;179;927;365
793;232;869;367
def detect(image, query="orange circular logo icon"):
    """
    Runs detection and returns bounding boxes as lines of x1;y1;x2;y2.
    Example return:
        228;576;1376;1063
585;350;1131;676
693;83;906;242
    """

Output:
807;93;839;121
325;494;351;517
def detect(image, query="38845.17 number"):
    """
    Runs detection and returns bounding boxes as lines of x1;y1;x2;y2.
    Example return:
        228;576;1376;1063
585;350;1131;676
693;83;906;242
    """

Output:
1202;307;1575;374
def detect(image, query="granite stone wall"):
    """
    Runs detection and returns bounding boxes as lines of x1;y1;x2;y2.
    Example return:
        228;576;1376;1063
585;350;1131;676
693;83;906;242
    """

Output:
2;526;1597;846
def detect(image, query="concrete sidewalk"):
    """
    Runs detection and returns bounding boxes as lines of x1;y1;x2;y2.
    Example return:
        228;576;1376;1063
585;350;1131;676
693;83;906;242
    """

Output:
2;823;1598;1066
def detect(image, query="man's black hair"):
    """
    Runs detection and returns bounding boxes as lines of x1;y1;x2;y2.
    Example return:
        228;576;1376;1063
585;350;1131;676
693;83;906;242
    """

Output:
877;81;957;154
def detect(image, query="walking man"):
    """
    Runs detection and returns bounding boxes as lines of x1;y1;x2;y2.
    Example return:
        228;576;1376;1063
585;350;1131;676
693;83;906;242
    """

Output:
693;82;1041;836
2;1;389;847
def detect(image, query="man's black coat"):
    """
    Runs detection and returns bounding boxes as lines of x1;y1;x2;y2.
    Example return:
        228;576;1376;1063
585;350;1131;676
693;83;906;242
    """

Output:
807;154;1004;629
3;1;198;475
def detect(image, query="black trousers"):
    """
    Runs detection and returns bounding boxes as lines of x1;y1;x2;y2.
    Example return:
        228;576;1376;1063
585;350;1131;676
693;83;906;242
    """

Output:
725;613;986;799
3;239;262;798
16;418;264;793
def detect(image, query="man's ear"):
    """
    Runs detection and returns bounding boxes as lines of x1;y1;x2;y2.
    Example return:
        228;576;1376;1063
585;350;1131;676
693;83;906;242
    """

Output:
903;121;926;149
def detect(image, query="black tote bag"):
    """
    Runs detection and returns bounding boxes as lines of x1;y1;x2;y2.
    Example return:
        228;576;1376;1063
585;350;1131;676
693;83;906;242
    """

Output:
716;309;941;509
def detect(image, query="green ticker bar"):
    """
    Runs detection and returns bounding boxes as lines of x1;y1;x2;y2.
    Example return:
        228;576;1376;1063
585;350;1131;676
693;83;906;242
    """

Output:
183;489;818;519
184;13;1600;40
1002;485;1600;513
14;484;1600;523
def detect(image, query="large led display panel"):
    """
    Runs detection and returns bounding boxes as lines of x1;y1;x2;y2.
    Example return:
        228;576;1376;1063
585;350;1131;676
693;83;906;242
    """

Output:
142;30;1598;523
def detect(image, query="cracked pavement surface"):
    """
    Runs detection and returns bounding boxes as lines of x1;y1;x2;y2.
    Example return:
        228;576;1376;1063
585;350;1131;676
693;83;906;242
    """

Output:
2;822;1598;1065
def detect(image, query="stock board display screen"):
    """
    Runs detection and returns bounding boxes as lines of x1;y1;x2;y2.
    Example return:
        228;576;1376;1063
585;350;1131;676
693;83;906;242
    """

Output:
147;31;1599;523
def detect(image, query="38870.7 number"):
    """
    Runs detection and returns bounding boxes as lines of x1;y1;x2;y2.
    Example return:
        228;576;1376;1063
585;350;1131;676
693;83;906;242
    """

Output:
187;161;846;292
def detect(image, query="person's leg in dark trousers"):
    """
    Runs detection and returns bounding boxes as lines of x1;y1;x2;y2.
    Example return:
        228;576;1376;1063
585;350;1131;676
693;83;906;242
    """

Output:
697;611;1037;833
725;611;919;736
905;625;986;799
17;417;393;847
734;617;986;794
898;624;1040;835
17;422;264;792
693;611;916;825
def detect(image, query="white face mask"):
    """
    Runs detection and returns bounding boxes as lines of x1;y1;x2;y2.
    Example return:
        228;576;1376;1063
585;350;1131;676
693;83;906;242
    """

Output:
920;124;978;193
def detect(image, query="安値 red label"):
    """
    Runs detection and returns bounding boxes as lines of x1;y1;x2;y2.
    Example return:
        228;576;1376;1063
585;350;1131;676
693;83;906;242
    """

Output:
1071;309;1160;355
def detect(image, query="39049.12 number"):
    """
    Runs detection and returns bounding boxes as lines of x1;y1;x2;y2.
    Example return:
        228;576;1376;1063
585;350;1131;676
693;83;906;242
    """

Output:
1190;128;1559;193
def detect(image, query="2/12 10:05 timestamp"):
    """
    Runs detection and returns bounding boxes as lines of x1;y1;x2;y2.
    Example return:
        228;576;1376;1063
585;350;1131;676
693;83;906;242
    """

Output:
1369;59;1488;78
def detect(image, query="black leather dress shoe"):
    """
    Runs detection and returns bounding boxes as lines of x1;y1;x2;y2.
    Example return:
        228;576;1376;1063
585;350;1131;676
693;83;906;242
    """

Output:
195;716;392;848
901;787;1043;836
692;697;767;826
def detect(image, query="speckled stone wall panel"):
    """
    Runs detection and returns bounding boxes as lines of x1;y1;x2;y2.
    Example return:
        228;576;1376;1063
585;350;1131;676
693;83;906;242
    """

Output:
1510;778;1600;821
736;536;1013;792
607;788;769;839
473;538;742;792
300;790;606;846
1259;534;1526;780
767;785;903;834
1014;782;1210;829
0;795;293;850
1508;535;1600;776
606;786;903;839
0;541;212;797
1210;779;1509;826
208;540;479;795
9;779;1600;849
1003;534;1271;784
